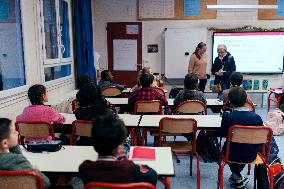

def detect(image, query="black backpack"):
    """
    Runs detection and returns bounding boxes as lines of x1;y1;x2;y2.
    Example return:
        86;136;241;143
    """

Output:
196;130;220;163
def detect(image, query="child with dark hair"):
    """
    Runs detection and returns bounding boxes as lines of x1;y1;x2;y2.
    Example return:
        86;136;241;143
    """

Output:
222;72;252;110
79;112;157;186
174;73;207;107
128;73;167;109
221;87;263;188
77;76;93;90
98;70;125;91
0;118;50;188
16;84;65;123
75;83;109;121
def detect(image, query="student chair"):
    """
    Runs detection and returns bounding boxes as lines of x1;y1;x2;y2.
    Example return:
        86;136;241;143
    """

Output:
158;117;200;189
134;100;163;146
0;170;45;189
152;87;166;97
175;100;207;115
70;120;93;145
15;121;55;145
134;100;163;115
84;182;156;189
218;125;273;189
101;86;122;97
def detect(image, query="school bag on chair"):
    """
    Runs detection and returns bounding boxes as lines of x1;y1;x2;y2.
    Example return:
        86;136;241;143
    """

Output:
265;109;284;135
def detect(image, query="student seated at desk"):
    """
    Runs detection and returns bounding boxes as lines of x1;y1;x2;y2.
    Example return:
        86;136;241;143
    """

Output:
221;87;263;188
98;70;125;91
75;83;109;121
79;112;157;186
222;72;252;110
128;73;168;109
0;118;50;188
132;67;158;92
174;73;207;108
16;84;65;124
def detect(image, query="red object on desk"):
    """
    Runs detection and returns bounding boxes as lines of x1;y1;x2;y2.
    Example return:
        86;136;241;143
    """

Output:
131;147;156;160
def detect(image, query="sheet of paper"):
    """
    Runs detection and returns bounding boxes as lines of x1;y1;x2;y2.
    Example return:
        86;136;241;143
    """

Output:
113;39;137;71
277;0;284;17
139;0;174;19
184;0;200;16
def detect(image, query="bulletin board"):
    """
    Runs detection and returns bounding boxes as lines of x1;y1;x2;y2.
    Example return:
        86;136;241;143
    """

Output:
258;0;284;20
138;0;217;20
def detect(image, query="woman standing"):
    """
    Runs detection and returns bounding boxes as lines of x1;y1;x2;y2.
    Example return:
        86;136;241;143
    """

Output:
211;44;236;91
188;42;208;92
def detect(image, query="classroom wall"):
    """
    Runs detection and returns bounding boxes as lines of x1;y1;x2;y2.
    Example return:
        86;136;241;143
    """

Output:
92;0;284;91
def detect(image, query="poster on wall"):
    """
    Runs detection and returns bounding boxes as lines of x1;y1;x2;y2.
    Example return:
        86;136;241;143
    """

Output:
277;0;284;17
0;0;9;20
126;25;139;34
113;39;137;71
184;0;200;16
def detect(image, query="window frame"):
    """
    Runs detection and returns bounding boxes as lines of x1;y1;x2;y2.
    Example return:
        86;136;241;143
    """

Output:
38;0;74;83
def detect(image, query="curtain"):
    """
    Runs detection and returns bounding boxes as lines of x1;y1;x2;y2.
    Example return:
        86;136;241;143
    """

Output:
72;0;96;84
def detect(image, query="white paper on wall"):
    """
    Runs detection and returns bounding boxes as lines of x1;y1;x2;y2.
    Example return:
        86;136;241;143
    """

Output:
113;39;137;71
139;0;174;19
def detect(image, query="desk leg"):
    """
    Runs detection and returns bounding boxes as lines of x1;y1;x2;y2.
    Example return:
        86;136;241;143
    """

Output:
159;177;170;189
261;92;264;108
268;92;272;112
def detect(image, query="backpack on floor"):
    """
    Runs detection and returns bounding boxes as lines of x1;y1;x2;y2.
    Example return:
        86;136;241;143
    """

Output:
256;157;283;189
265;109;284;135
196;130;220;163
256;137;282;189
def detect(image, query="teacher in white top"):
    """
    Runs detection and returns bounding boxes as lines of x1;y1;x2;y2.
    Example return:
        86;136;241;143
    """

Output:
188;42;207;92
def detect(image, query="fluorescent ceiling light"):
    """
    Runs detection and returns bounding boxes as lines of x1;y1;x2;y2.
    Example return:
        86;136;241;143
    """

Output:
207;5;278;12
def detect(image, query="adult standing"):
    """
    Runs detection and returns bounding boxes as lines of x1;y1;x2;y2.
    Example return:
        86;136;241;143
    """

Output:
211;44;236;91
188;42;208;92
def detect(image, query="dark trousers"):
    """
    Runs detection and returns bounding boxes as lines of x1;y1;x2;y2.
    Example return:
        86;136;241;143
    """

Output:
229;163;246;177
199;79;207;92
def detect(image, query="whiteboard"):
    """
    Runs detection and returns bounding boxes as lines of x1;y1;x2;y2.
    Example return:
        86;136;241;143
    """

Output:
164;28;207;79
113;39;137;71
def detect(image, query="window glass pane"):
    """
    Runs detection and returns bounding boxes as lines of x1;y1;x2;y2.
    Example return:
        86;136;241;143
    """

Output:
0;0;25;91
44;64;71;82
43;0;58;59
59;0;70;58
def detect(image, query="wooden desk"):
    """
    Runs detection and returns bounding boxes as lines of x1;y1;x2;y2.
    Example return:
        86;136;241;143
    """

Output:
139;115;221;130
21;146;174;176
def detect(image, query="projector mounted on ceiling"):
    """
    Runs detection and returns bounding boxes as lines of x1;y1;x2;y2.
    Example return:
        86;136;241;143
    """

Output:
207;5;278;12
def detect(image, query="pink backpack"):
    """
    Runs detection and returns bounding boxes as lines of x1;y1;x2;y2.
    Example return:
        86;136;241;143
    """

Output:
265;109;284;135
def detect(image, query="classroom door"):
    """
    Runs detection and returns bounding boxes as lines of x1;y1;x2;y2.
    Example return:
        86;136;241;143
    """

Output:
107;22;142;87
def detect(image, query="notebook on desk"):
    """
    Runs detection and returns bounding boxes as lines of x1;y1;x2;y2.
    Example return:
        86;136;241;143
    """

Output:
130;147;156;161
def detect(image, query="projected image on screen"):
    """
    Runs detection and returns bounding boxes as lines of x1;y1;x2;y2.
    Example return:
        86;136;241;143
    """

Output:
213;32;284;73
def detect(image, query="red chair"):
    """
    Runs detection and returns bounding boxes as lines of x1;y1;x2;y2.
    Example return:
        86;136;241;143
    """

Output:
218;125;273;189
134;100;163;115
134;100;163;146
15;121;55;145
101;86;122;97
159;117;200;189
175;100;207;115
84;182;156;189
70;120;93;145
0;170;45;189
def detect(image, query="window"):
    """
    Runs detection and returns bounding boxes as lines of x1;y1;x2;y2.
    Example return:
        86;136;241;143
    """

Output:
0;0;25;91
41;0;72;82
